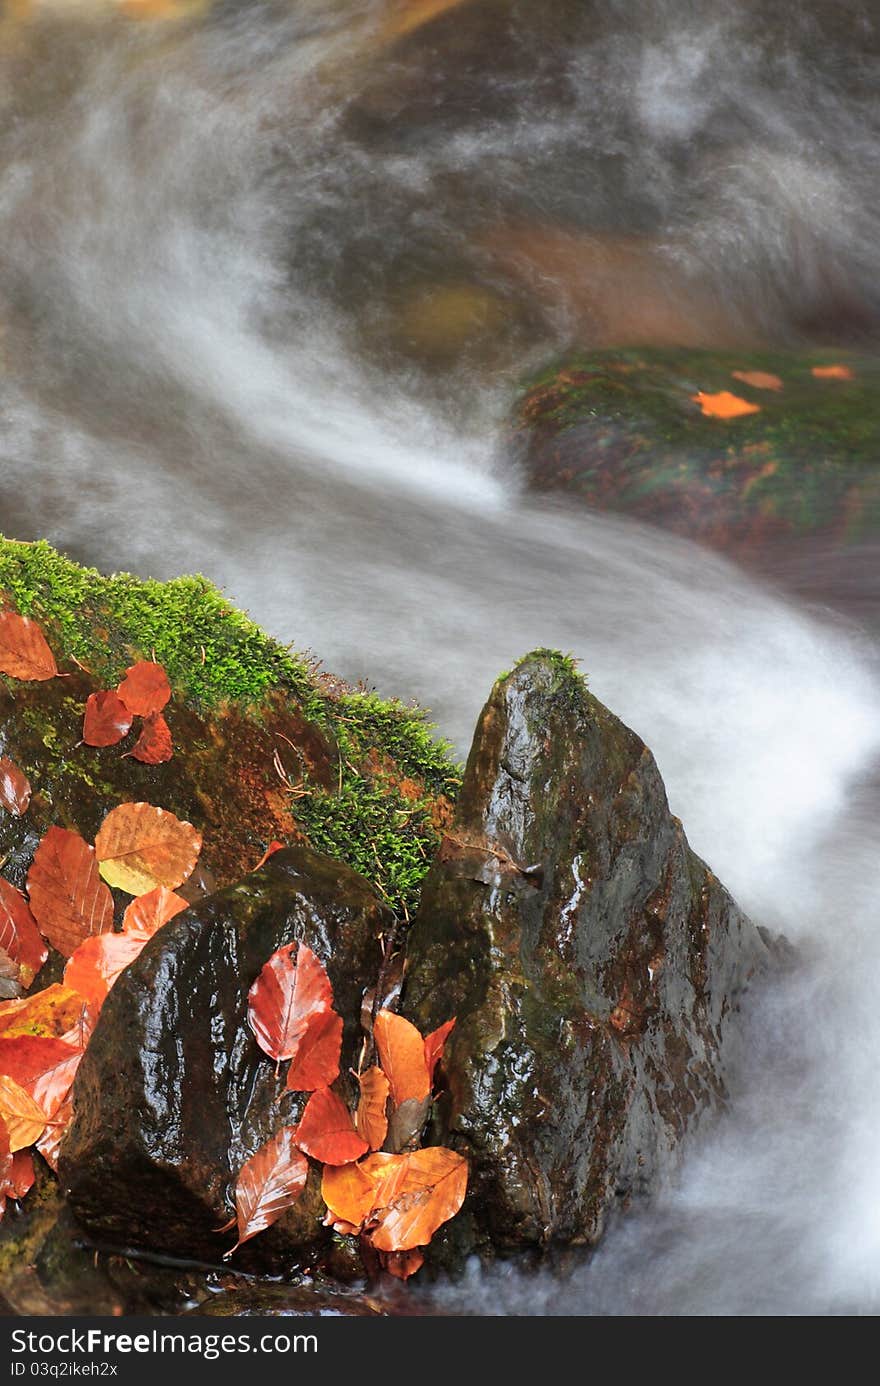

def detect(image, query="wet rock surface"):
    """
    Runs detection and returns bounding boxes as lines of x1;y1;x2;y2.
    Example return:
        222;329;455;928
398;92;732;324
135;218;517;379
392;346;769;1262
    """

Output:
513;349;880;555
61;848;393;1275
404;652;772;1255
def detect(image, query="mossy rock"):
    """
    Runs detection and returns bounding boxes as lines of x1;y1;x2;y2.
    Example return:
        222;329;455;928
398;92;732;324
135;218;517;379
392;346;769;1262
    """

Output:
512;349;880;551
0;537;460;917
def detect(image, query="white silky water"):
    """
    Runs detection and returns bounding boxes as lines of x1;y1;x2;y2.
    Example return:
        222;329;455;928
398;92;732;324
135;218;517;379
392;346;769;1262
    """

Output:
1;0;879;1313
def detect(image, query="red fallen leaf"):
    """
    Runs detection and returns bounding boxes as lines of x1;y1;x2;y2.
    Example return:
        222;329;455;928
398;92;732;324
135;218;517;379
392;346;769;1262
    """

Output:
0;1035;79;1088
381;1248;425;1280
286;1009;342;1093
373;1009;430;1108
0;613;58;681
247;942;333;1065
82;690;133;748
63;932;151;1010
731;369;783;391
355;1066;390;1151
2;1149;34;1200
27;827;114;958
367;1147;468;1253
35;1093;71;1171
95;803;201;896
122;887;188;936
0;985;86;1039
0;758;31;816
0;1075;47;1150
0;878;47;987
116;661;171;717
424;1018;456;1087
692;390;760;420
126;712;173;766
294;1087;369;1166
223;1128;308;1257
253;841;285;872
21;1039;82;1124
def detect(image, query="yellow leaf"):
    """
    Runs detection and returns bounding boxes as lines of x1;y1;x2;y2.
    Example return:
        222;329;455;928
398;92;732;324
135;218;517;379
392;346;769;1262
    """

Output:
0;1074;46;1151
0;985;87;1040
95;803;201;896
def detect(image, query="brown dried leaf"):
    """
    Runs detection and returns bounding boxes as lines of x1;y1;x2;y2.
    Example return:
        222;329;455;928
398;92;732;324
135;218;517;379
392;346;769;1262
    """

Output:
0;613;58;681
0;758;31;816
27;827;114;958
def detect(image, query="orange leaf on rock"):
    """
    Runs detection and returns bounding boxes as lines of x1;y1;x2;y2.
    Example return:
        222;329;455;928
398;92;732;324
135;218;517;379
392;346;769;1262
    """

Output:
294;1087;369;1166
367;1146;468;1253
247;942;333;1065
693;390;761;420
117;661;171;717
35;1093;72;1171
127;712;173;766
24;1042;82;1121
122;887;188;937
381;1248;425;1280
27;827;114;958
0;985;86;1039
3;1149;34;1200
63;932;150;1010
355;1066;390;1150
224;1127;308;1257
286;1008;342;1093
731;370;783;391
811;364;854;381
0;1035;78;1088
373;1009;430;1108
0;613;58;681
0;1075;47;1150
253;841;285;872
95;802;201;895
0;878;47;987
82;690;133;748
424;1018;456;1087
0;758;31;817
321;1155;382;1233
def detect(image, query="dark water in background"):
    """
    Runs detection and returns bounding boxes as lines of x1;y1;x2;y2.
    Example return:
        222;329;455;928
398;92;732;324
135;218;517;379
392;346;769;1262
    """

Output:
1;0;880;1314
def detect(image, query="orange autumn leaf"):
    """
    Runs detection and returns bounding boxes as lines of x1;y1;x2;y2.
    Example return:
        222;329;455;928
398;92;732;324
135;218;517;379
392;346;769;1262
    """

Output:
0;758;31;817
0;985;86;1039
64;932;153;1010
355;1066;390;1151
424;1017;456;1086
27;827;114;958
247;942;333;1066
381;1248;425;1280
3;1149;35;1200
126;712;172;765
812;364;854;380
0;1074;47;1150
35;1093;72;1171
321;1155;381;1233
0;613;58;681
0;1035;79;1089
0;878;47;987
122;887;188;936
253;841;285;872
286;1009;343;1093
731;370;783;392
294;1087;369;1166
693;391;761;420
367;1146;468;1253
224;1127;308;1258
95;802;201;895
82;690;133;748
373;1009;430;1107
116;661;171;717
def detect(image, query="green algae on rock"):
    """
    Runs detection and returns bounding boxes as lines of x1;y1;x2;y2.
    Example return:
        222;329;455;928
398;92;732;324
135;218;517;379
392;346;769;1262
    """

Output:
403;651;772;1257
512;349;880;552
0;537;460;914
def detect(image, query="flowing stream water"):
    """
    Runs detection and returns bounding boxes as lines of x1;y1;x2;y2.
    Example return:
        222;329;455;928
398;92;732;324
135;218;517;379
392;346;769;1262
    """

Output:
1;0;879;1314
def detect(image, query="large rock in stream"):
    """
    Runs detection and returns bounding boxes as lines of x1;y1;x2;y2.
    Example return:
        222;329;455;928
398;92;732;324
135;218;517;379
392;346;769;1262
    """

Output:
404;651;772;1256
60;847;394;1276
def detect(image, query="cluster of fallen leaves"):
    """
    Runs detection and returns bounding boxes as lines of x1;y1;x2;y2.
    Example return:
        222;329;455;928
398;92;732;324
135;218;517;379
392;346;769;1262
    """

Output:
693;362;856;419
227;940;464;1280
0;612;201;1217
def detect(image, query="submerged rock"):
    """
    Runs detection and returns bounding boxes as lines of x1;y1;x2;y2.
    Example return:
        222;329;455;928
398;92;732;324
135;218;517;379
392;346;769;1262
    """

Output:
512;349;880;554
61;847;393;1275
404;651;771;1255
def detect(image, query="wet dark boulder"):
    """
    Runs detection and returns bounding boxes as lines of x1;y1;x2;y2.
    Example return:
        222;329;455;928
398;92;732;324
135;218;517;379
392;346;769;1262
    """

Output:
404;651;771;1256
60;847;394;1275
